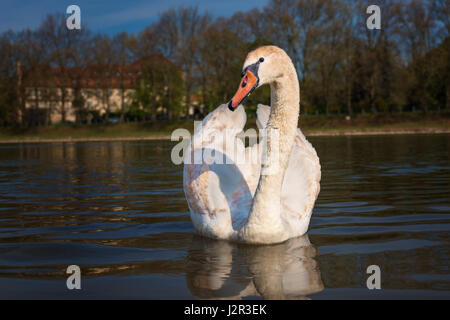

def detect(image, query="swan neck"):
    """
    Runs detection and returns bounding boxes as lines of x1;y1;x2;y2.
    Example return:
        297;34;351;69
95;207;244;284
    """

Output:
241;64;300;243
264;70;300;193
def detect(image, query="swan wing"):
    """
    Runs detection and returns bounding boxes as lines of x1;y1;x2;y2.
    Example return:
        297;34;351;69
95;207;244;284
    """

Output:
183;104;253;239
243;103;321;236
281;128;321;237
241;104;270;193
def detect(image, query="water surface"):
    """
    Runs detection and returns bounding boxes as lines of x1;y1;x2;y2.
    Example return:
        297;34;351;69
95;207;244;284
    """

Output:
0;134;449;299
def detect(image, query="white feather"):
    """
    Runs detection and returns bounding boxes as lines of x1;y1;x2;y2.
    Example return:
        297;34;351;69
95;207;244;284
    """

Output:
183;103;321;241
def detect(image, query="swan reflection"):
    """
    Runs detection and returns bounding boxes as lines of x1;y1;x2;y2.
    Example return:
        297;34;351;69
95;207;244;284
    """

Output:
186;235;323;299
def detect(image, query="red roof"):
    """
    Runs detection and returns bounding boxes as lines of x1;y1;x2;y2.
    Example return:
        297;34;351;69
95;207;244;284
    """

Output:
23;54;179;89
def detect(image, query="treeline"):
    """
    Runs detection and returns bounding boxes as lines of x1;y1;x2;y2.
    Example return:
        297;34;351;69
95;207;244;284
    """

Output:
0;0;449;126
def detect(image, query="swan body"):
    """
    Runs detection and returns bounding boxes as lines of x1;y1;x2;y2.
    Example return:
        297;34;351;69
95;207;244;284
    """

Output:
183;46;321;244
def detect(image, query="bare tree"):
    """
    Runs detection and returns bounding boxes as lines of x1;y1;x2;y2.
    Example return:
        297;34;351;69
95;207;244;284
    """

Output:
89;34;116;122
0;32;19;125
152;7;211;118
398;0;436;61
196;20;246;111
13;29;51;125
112;32;137;122
38;13;90;123
431;0;450;41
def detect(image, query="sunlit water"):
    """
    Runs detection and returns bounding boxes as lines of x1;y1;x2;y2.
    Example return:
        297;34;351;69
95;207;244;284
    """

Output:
0;134;449;299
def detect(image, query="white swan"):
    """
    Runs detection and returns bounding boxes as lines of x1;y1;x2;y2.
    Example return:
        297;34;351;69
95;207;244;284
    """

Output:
183;45;321;244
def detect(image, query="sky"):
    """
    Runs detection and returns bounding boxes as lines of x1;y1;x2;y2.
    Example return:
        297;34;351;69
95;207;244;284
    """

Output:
0;0;267;35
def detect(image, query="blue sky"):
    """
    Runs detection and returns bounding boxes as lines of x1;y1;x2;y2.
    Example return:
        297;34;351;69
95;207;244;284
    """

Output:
0;0;267;35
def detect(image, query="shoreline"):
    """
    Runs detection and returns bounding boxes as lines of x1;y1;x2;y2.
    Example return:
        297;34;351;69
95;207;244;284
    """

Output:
0;127;449;144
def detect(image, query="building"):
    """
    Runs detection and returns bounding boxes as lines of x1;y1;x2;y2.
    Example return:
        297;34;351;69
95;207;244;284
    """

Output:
21;54;181;124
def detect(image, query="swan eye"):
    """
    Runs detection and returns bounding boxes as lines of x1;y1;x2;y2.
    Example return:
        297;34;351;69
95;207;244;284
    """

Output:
259;57;264;63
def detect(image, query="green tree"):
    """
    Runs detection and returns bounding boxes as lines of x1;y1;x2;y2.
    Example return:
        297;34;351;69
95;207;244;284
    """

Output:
130;56;184;121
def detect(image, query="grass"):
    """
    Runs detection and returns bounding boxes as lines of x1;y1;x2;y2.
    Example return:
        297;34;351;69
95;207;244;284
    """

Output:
298;111;450;131
0;111;449;142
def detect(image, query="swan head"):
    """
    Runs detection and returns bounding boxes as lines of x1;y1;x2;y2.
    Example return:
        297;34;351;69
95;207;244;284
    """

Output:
228;45;292;110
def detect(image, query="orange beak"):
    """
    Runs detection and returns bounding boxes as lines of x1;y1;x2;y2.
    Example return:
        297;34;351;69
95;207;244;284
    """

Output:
228;69;259;110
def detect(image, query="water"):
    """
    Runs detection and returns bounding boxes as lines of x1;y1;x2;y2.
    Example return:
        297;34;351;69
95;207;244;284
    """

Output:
0;134;449;299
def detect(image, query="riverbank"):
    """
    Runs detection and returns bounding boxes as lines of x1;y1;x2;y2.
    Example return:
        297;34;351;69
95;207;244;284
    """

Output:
0;127;448;144
0;111;448;144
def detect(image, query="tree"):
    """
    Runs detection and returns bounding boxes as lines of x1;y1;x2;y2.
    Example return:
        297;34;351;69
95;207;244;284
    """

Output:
112;32;137;122
152;7;211;117
131;55;184;121
14;28;51;125
0;32;17;125
431;0;450;39
196;22;245;112
89;34;116;122
398;0;438;112
38;13;90;122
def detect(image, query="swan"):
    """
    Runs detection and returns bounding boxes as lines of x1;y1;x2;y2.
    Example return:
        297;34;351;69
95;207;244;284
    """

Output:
183;45;321;244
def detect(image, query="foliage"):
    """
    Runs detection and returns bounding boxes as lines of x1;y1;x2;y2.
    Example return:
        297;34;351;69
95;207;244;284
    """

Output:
130;56;184;120
0;0;449;127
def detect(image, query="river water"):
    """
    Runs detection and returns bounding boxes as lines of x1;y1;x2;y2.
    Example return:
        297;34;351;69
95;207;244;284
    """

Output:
0;134;449;299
